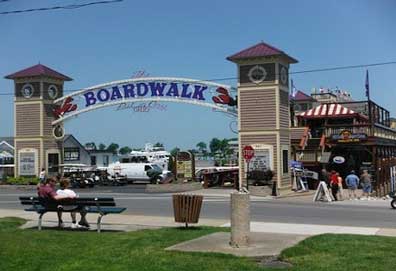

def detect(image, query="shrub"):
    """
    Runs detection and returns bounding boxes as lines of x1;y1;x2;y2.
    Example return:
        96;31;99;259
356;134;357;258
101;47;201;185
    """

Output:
248;169;274;186
1;173;7;183
6;176;39;185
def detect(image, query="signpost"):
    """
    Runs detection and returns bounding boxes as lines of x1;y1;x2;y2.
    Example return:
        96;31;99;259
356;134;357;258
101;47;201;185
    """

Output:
176;151;195;182
230;145;254;248
243;145;255;161
242;145;254;190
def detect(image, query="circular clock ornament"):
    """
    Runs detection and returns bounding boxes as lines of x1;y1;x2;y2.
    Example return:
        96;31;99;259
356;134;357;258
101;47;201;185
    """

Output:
280;66;288;85
53;125;65;140
21;84;34;98
48;85;58;99
248;65;267;84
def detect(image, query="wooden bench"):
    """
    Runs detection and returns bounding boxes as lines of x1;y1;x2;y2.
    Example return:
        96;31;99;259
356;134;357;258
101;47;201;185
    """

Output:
19;196;126;232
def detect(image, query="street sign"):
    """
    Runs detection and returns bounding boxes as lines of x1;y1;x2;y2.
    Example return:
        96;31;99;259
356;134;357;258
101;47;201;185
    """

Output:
290;160;302;169
243;145;255;161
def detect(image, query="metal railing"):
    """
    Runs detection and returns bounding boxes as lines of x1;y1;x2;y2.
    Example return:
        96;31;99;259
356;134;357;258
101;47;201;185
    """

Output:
324;123;396;141
325;124;371;137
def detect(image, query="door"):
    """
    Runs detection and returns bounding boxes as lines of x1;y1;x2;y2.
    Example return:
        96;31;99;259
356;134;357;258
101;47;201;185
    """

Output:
48;153;59;175
91;156;97;166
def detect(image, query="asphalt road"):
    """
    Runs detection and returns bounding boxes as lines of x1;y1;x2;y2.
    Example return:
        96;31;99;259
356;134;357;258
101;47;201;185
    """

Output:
1;185;396;228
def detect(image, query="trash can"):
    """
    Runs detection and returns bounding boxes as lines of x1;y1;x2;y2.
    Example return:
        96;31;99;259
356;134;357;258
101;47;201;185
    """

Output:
172;194;203;227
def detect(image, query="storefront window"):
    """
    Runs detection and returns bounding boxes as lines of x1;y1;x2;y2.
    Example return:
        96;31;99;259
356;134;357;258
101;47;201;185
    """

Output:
64;148;80;161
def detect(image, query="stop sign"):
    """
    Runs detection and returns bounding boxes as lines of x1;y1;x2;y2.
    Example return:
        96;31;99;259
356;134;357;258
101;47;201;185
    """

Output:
243;145;255;161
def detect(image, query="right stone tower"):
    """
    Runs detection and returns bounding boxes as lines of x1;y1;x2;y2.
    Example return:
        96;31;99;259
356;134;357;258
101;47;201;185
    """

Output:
227;42;298;191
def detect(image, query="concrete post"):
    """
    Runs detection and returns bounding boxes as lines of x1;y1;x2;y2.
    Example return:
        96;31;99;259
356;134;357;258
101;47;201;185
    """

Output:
230;192;250;247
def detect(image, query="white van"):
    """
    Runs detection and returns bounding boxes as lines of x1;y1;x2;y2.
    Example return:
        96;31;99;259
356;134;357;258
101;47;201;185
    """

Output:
107;162;164;183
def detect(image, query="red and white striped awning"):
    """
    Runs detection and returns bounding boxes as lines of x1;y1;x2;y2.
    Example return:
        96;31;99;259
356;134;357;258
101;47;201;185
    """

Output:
298;103;356;118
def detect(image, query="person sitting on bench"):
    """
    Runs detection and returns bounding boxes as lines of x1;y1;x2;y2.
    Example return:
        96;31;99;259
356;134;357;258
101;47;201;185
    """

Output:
56;179;88;229
37;178;90;228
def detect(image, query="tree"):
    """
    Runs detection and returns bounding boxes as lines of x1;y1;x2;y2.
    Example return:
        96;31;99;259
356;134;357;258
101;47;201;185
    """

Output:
188;149;198;154
209;138;221;155
170;147;180;157
107;143;119;154
98;143;106;150
218;138;231;158
196;142;207;153
119;146;132;155
154;142;164;148
84;142;96;150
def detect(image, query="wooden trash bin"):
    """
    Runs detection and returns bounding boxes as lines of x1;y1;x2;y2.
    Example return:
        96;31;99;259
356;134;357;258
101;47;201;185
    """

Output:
172;194;203;227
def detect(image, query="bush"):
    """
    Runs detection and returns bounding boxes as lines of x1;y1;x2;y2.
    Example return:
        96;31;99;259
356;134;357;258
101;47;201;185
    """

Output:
6;177;39;185
248;169;274;186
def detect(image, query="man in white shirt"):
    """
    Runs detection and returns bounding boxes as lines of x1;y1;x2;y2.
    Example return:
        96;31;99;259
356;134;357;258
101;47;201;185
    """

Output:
39;168;46;183
57;179;89;229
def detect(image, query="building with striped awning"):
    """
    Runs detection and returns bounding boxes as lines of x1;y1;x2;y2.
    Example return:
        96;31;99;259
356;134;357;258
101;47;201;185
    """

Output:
290;99;396;197
297;103;367;120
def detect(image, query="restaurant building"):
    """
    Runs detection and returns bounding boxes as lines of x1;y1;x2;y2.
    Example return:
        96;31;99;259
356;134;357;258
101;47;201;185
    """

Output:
290;89;396;196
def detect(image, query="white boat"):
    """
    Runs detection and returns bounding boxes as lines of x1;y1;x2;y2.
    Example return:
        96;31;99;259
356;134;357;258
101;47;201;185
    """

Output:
123;143;170;170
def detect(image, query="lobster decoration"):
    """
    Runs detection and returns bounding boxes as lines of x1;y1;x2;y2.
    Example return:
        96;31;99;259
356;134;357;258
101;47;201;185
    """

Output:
212;87;237;106
53;97;77;118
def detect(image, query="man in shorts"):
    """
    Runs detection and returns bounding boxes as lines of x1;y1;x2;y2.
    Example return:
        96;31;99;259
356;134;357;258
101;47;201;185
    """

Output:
38;178;90;228
360;170;372;200
345;170;359;200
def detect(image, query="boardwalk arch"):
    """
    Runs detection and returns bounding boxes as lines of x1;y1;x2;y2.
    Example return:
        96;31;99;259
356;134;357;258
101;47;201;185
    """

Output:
52;77;237;125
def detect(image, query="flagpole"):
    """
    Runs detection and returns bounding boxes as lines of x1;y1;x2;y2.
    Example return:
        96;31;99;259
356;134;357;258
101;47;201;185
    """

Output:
290;79;296;126
366;70;372;126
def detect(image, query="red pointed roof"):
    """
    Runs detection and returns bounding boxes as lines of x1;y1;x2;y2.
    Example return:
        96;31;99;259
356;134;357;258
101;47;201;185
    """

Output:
227;42;298;63
5;64;72;81
292;91;316;101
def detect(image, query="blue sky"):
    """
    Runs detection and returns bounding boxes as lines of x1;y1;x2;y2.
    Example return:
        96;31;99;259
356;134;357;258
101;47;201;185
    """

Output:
1;0;395;150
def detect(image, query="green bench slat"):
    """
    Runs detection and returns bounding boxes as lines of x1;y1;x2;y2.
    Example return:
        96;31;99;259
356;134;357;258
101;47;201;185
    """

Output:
25;206;126;214
20;197;115;201
21;196;125;215
87;207;126;214
20;197;116;206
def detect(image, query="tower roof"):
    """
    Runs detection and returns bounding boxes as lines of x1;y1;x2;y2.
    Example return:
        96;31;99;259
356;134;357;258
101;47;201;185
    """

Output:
227;41;298;63
5;64;72;81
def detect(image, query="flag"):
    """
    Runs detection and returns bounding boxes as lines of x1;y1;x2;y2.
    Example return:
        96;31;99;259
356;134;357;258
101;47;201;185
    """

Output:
365;70;370;100
291;79;297;98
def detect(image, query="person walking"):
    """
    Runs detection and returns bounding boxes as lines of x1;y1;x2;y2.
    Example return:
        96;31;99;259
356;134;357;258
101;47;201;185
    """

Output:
319;168;330;187
39;168;46;184
330;170;339;201
336;172;344;200
345;170;359;200
360;170;372;200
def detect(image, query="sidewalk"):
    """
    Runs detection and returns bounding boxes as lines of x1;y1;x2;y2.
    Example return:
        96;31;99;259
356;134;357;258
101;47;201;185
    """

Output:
1;207;395;236
0;208;228;231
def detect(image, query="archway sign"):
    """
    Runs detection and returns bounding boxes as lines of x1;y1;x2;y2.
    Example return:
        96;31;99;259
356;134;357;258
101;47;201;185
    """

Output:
52;77;237;125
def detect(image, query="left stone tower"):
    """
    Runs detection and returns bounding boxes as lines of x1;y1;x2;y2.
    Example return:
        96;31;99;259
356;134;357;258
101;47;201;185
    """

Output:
5;64;72;177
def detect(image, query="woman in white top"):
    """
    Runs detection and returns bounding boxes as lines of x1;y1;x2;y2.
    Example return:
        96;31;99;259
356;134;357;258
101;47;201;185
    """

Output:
57;179;79;228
